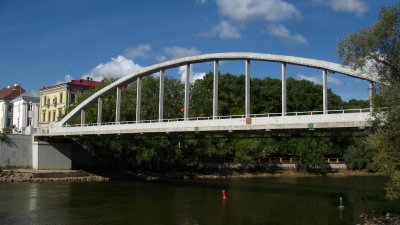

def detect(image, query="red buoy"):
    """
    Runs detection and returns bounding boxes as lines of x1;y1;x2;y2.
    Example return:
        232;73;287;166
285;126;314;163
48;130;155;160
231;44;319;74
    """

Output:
222;189;227;199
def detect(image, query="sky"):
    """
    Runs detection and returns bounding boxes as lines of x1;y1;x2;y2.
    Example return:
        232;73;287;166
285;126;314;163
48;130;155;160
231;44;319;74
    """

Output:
0;0;397;101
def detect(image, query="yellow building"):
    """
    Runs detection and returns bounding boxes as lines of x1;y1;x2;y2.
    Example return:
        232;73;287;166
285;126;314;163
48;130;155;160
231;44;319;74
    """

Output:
39;78;99;125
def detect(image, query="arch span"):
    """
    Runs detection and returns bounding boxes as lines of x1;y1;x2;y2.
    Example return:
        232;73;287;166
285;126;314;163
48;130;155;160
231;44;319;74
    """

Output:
59;52;379;126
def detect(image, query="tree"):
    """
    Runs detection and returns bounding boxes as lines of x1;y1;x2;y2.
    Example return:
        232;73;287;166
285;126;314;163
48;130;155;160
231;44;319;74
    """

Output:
337;4;400;200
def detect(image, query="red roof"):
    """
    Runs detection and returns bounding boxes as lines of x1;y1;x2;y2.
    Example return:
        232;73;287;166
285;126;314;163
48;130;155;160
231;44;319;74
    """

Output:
68;78;99;87
40;78;99;90
0;85;25;100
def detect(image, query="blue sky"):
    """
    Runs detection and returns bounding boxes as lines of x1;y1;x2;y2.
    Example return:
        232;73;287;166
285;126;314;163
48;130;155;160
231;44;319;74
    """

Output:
0;0;397;101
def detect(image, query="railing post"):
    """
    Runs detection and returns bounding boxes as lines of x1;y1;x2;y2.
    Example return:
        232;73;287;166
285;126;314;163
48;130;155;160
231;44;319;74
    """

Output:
136;77;142;122
282;63;287;116
159;69;164;122
184;64;190;120
369;81;374;113
116;86;121;123
245;59;250;118
322;69;328;114
97;97;102;125
81;109;85;125
213;60;219;119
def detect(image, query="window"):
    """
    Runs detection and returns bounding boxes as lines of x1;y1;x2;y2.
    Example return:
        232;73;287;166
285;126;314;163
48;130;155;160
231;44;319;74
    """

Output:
46;98;50;107
70;93;76;104
58;108;63;119
43;96;46;106
42;111;46;122
60;92;63;103
8;105;12;112
48;111;51;122
53;98;57;107
28;104;32;111
28;118;32;126
52;111;56;121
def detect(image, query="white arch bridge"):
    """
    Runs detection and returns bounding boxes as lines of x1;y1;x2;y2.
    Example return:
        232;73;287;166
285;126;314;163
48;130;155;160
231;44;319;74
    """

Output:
39;52;379;137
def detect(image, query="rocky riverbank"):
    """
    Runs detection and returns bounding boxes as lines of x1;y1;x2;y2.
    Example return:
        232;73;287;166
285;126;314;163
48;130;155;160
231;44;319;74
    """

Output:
0;169;108;182
0;168;383;183
359;212;400;225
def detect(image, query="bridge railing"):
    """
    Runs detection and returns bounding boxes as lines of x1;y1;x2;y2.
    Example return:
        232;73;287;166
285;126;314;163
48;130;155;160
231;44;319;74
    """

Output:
59;108;372;128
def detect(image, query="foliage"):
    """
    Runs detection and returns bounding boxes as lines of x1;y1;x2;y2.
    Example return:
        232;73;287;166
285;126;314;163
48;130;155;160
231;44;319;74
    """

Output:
344;138;375;170
338;4;400;199
386;171;400;200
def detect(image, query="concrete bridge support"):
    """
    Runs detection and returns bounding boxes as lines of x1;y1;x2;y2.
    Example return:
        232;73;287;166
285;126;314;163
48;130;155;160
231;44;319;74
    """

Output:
116;86;121;123
136;77;142;122
245;60;250;117
282;63;287;116
184;64;190;120
97;97;103;124
213;60;219;119
32;138;95;170
32;140;72;170
322;69;328;114
159;69;164;121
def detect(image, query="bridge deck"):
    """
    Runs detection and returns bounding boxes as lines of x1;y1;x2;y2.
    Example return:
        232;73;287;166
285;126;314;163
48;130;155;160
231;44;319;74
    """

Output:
38;110;371;137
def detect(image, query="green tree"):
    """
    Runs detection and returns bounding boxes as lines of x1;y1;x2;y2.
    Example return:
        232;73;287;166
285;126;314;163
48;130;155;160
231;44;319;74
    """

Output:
338;4;400;199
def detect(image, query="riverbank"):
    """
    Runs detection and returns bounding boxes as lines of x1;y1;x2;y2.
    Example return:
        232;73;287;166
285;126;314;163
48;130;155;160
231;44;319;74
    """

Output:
360;212;400;225
88;168;384;181
0;168;384;183
0;169;108;182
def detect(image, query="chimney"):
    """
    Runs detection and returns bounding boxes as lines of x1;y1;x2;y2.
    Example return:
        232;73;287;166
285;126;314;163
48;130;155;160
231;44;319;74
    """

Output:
14;84;18;87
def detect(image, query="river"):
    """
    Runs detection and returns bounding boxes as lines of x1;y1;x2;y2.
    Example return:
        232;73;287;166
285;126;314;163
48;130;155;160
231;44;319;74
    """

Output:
0;176;398;225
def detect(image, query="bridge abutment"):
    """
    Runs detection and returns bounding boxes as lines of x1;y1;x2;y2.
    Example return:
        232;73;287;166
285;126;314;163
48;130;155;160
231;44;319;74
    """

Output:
32;138;95;170
32;140;72;170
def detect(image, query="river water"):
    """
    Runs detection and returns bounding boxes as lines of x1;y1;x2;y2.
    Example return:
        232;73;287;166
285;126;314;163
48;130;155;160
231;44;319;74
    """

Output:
0;176;398;225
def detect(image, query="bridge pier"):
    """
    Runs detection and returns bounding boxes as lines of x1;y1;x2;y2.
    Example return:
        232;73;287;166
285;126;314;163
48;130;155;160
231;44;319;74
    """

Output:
322;69;328;114
136;77;142;122
245;60;251;117
97;97;102;125
159;69;164;121
32;138;96;170
213;60;219;119
116;86;121;123
81;109;85;125
282;63;287;116
184;64;190;120
32;140;72;170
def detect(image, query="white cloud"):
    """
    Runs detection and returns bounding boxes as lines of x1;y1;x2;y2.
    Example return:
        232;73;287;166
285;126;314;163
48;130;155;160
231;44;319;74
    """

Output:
85;55;143;81
202;20;242;39
123;44;152;59
158;46;201;61
315;0;368;17
178;65;206;83
55;74;73;84
216;0;301;22
297;74;342;85
267;24;308;45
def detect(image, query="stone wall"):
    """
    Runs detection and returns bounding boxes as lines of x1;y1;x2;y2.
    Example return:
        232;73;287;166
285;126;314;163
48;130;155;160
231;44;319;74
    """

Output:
0;134;32;168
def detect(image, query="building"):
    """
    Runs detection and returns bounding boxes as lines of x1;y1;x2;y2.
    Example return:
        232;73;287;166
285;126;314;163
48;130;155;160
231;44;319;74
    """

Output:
11;89;40;135
39;78;99;125
0;84;25;132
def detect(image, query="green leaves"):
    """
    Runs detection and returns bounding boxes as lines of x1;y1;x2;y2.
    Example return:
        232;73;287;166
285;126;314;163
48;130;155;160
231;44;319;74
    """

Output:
338;4;400;199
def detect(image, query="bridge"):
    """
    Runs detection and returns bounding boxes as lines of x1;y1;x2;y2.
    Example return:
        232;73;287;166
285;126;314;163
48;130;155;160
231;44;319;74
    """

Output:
38;52;379;137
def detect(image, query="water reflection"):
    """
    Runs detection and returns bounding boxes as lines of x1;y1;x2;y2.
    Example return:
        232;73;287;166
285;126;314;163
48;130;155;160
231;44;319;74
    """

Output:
0;177;398;225
28;183;38;211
